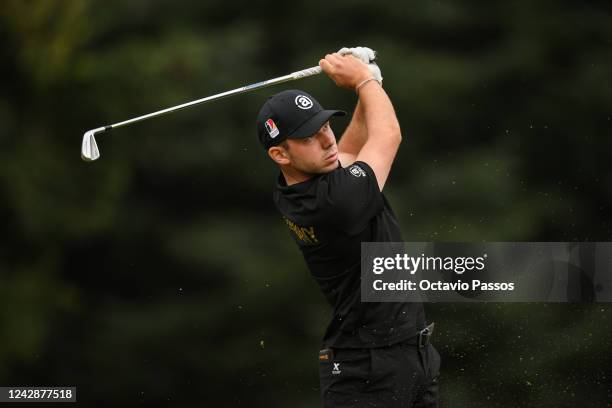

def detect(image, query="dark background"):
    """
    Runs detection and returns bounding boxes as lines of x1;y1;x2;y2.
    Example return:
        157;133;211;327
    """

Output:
1;1;611;406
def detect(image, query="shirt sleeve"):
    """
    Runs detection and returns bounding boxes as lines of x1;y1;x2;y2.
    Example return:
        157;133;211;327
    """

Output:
318;161;384;235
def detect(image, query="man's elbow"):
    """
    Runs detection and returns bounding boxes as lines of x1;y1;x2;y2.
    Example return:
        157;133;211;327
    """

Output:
370;123;402;147
379;125;401;150
390;123;402;146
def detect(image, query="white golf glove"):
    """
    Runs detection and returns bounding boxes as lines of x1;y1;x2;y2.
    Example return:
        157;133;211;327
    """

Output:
338;46;383;84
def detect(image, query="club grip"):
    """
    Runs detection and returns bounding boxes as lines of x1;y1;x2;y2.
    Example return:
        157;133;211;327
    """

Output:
291;66;322;79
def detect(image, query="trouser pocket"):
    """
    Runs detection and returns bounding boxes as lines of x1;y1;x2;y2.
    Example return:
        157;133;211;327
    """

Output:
319;348;371;405
413;345;441;408
423;344;441;380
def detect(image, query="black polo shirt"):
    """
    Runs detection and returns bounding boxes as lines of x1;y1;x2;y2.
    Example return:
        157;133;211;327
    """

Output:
273;161;426;348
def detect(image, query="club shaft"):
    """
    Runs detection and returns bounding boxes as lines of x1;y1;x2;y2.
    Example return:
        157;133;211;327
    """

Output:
106;66;322;131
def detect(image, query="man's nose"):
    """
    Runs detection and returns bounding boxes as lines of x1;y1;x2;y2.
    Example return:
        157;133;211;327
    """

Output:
319;130;335;148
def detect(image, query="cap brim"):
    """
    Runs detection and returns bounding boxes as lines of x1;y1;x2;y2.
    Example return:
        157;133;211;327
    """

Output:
287;109;346;139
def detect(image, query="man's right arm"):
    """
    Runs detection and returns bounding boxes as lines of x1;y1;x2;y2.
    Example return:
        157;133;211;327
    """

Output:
320;53;401;191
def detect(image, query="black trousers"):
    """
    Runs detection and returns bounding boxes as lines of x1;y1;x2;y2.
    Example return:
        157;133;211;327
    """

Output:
319;341;440;407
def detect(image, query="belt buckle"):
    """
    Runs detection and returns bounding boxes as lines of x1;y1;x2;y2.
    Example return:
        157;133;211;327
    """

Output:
418;322;435;348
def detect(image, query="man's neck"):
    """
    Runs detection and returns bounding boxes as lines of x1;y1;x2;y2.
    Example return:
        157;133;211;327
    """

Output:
280;168;313;186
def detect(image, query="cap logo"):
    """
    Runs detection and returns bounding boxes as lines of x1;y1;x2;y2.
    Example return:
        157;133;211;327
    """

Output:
265;118;280;138
295;95;313;110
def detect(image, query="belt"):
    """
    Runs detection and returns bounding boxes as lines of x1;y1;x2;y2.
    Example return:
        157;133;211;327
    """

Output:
319;322;436;355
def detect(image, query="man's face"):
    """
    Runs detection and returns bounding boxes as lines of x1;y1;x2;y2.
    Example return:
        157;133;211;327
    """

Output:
282;122;338;175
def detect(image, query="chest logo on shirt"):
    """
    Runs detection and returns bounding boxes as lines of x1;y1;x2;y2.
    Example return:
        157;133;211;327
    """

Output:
283;217;319;245
349;164;366;177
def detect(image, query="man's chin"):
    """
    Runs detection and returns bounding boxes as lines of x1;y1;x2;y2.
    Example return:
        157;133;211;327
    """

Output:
318;160;340;174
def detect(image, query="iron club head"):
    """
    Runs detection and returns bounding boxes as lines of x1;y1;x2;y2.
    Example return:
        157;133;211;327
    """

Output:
81;127;105;161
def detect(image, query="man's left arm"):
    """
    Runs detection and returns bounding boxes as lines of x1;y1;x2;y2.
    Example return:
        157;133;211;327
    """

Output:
337;100;367;167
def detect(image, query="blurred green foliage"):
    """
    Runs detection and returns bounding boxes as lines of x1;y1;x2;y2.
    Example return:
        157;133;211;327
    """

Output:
0;0;611;406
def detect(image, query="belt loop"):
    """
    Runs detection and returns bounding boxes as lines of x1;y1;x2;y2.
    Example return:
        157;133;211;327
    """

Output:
418;322;435;348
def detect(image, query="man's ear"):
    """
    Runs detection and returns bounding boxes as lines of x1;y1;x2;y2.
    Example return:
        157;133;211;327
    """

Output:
268;145;290;165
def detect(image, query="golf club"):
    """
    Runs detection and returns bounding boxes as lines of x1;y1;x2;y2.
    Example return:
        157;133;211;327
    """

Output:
81;65;323;161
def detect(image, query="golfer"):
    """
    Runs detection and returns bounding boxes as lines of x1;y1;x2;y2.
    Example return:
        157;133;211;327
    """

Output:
256;48;440;407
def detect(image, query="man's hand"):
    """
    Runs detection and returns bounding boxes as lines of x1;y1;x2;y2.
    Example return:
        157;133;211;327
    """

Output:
338;46;383;84
319;53;372;91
